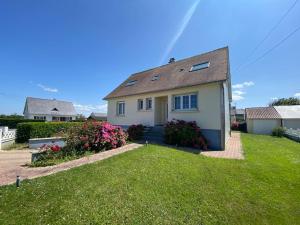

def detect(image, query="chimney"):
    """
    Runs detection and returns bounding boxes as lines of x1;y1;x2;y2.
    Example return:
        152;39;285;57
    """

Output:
168;57;175;63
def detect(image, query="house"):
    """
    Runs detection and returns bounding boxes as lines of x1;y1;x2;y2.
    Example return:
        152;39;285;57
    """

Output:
231;106;245;122
246;105;300;134
23;97;77;122
104;47;232;150
88;112;107;121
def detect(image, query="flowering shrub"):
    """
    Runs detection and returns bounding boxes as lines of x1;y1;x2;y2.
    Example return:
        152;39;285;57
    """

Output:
164;119;208;150
66;121;128;153
127;124;144;141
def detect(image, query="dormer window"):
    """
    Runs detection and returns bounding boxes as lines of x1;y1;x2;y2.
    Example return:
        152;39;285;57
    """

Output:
52;108;58;111
151;74;160;81
190;62;210;72
125;80;137;86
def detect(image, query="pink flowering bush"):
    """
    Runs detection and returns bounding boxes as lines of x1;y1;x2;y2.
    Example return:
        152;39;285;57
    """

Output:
66;121;128;153
164;119;208;150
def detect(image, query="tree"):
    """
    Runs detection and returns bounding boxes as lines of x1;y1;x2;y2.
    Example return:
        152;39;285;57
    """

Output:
269;97;300;106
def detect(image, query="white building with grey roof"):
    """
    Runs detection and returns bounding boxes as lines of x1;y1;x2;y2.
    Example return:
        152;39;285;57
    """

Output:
23;97;77;122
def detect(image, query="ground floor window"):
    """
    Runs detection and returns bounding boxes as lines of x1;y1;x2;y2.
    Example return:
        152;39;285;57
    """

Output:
173;93;198;110
52;117;72;122
34;116;46;120
137;99;143;111
117;101;125;116
146;98;152;110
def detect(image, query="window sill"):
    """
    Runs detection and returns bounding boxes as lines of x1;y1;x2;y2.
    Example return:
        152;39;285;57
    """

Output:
172;109;199;113
116;114;125;117
137;109;153;112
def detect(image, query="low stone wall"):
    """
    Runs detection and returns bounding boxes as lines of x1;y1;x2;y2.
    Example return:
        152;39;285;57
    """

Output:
29;137;66;149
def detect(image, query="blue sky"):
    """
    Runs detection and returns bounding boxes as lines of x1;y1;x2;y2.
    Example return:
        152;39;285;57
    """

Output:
0;0;299;115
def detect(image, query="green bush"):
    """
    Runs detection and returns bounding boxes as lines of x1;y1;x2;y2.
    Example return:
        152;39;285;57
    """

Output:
16;122;83;143
0;118;44;129
127;124;144;141
272;127;285;137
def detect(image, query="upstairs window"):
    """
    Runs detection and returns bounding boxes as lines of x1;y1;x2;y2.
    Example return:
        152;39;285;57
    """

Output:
146;98;152;110
151;75;160;81
125;80;137;86
117;101;125;116
190;62;210;72
137;99;143;111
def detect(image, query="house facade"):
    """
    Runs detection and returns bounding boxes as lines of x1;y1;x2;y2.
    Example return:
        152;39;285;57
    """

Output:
23;97;77;122
104;47;232;150
246;105;300;134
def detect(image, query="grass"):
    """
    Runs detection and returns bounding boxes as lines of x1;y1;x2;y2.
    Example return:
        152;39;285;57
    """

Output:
0;133;299;225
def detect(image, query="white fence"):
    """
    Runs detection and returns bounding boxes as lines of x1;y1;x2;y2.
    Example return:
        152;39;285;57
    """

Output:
0;126;16;150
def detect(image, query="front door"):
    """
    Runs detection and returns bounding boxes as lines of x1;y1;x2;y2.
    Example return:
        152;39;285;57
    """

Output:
155;96;168;125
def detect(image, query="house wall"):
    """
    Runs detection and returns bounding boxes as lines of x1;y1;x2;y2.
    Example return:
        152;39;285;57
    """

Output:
247;119;281;134
107;82;223;149
223;81;231;143
25;114;76;121
282;119;300;129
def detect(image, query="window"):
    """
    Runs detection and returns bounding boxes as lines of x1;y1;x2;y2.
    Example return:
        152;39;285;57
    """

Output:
146;98;152;110
190;94;197;109
182;95;189;109
190;62;210;72
117;101;125;116
151;75;160;81
34;116;46;120
125;80;137;86
137;99;143;111
174;96;181;110
173;93;198;110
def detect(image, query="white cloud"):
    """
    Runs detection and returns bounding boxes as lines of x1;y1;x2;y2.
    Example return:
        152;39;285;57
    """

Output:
37;84;58;93
294;93;300;97
160;0;200;64
271;97;278;101
233;90;245;95
74;103;107;114
232;94;244;101
232;81;254;89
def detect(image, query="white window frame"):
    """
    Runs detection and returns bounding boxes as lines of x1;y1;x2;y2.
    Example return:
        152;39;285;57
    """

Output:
137;99;143;111
190;61;210;72
117;101;125;116
172;93;198;111
146;98;152;110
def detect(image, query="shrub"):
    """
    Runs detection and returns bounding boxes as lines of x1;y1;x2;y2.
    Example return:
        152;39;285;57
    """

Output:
0;118;44;129
16;122;82;143
66;121;127;153
127;124;144;141
272;127;285;137
164;119;208;150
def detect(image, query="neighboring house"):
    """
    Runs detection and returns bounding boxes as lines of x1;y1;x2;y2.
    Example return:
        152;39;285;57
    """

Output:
231;106;245;122
23;97;77;122
246;105;300;134
89;112;107;121
104;47;232;150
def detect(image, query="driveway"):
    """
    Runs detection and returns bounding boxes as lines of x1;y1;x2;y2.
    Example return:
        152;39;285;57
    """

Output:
0;150;32;185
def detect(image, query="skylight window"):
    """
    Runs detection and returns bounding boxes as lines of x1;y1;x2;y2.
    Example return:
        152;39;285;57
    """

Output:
125;80;137;86
190;62;210;72
52;108;58;111
151;74;160;81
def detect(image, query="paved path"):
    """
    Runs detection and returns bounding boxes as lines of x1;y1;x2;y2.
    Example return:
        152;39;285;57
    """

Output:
0;143;142;186
201;132;244;160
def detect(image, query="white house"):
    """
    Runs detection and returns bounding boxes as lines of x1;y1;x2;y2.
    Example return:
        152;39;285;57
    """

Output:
246;105;300;134
23;97;77;122
104;47;232;150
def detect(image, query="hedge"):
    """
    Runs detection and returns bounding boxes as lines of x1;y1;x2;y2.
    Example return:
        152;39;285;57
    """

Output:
16;122;83;143
0;118;44;129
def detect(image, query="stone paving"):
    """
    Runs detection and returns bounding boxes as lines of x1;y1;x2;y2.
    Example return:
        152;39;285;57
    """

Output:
201;132;244;160
0;143;142;186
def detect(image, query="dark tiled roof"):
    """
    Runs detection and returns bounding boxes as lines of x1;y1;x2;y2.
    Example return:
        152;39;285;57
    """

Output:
104;47;229;99
25;97;77;116
246;107;281;119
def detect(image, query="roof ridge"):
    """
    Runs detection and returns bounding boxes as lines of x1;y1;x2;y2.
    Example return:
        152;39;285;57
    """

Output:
26;97;73;104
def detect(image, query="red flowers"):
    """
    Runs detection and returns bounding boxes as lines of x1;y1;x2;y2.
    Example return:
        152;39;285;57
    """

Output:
50;145;61;152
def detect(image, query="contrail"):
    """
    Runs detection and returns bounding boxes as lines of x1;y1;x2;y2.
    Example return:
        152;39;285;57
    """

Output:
160;0;201;65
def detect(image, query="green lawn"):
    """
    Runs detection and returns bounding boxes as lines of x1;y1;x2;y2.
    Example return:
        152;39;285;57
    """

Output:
0;133;299;225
